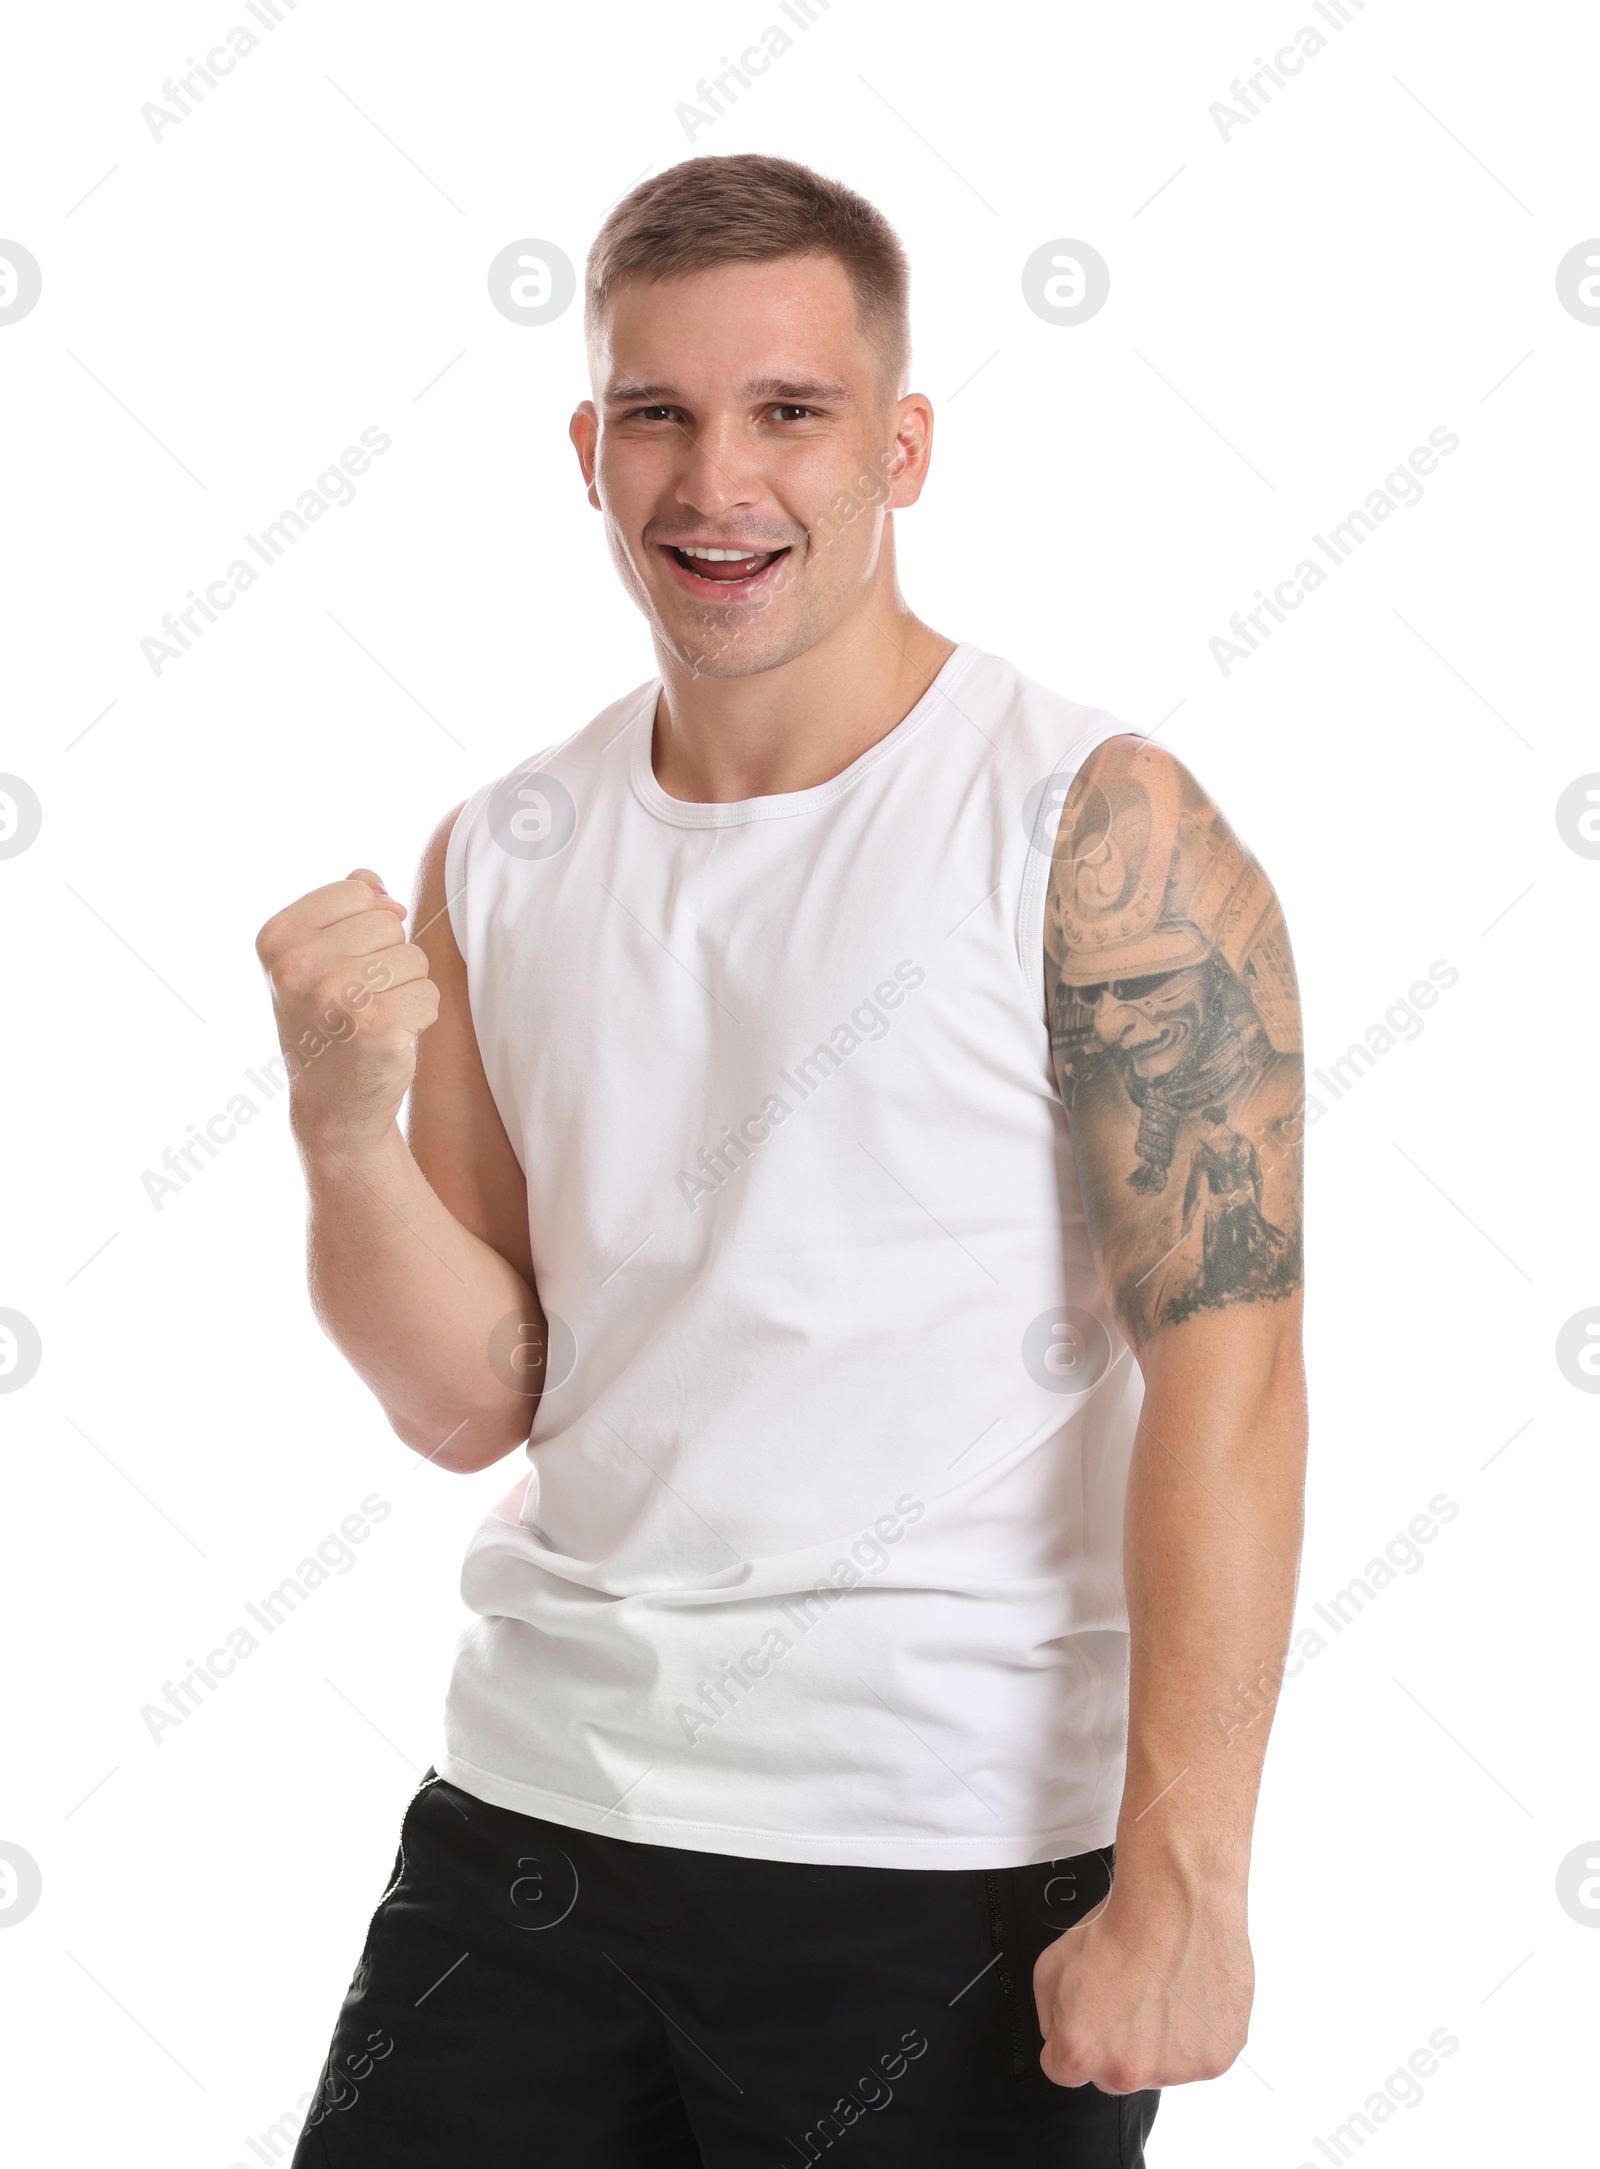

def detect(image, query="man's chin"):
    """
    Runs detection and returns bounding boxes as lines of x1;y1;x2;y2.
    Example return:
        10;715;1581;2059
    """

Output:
653;603;812;681
668;634;804;681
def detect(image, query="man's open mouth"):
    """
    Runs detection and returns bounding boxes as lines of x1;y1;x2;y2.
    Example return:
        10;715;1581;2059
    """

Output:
658;542;792;597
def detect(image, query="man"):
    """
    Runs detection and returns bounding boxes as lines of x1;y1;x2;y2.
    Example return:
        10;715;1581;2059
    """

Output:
262;153;1306;2168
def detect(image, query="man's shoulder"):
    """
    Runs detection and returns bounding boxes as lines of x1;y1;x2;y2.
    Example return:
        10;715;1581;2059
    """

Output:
959;644;1139;776
485;676;658;796
448;675;657;853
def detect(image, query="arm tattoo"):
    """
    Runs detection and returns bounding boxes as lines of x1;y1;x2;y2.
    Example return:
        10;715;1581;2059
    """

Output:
1044;735;1304;1347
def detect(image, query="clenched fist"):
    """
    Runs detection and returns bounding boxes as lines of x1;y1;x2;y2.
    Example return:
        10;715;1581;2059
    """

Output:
1033;1881;1253;2095
255;867;440;1155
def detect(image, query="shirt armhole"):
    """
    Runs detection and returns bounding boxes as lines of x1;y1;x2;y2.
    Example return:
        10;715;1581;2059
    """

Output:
443;779;495;961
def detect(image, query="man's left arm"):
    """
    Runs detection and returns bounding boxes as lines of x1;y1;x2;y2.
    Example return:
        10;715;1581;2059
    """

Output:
1034;732;1308;2093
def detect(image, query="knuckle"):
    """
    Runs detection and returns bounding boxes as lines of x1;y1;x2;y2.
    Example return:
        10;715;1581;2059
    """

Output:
379;943;422;984
256;917;298;969
275;944;320;993
1041;2041;1080;2086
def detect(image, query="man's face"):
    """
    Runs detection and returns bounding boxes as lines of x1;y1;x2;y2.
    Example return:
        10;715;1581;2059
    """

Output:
571;255;930;677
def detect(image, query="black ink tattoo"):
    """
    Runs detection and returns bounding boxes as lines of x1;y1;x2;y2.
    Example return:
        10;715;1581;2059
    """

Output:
1044;737;1304;1345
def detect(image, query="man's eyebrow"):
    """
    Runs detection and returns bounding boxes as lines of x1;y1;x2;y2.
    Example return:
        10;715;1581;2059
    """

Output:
602;376;854;405
742;376;852;403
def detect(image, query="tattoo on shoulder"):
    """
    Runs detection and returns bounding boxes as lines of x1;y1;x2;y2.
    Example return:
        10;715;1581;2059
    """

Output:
1043;735;1305;1345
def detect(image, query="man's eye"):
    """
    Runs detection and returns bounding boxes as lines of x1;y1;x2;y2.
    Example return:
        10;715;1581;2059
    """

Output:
771;404;814;422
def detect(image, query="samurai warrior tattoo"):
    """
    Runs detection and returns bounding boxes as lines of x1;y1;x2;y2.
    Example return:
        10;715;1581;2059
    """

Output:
1044;736;1304;1344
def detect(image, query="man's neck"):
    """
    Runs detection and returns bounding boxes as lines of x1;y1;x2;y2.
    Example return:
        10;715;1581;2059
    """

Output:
650;598;957;804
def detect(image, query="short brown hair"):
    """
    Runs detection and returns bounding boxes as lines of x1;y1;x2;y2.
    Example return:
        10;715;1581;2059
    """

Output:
586;153;911;393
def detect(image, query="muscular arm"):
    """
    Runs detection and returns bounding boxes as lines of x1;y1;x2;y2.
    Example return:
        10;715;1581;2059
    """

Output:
1033;733;1308;2092
262;809;544;1474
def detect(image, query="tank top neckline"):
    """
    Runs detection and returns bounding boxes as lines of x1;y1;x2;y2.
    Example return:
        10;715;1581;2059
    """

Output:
626;641;980;830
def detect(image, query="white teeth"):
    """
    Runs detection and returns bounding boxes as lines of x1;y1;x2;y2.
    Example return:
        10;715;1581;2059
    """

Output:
677;545;770;561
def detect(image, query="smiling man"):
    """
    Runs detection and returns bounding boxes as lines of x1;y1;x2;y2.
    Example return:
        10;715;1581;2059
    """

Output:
265;153;1307;2168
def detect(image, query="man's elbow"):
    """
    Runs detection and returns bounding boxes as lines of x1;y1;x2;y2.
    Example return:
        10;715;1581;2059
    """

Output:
388;1402;534;1474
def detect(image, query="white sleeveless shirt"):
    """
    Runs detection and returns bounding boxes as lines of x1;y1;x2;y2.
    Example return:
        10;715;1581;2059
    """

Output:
439;643;1145;1868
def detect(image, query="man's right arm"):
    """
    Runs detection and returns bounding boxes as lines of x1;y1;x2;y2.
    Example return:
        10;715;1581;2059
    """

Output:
255;806;542;1473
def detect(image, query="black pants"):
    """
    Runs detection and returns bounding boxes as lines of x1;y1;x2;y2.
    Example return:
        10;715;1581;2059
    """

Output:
291;1770;1159;2167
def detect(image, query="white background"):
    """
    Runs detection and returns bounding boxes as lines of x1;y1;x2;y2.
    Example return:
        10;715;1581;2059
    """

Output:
2;1;1596;2162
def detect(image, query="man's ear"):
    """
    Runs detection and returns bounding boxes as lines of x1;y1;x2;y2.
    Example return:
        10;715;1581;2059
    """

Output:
570;403;601;508
885;391;935;511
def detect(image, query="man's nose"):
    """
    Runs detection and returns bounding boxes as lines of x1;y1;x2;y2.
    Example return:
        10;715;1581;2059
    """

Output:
672;417;762;517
